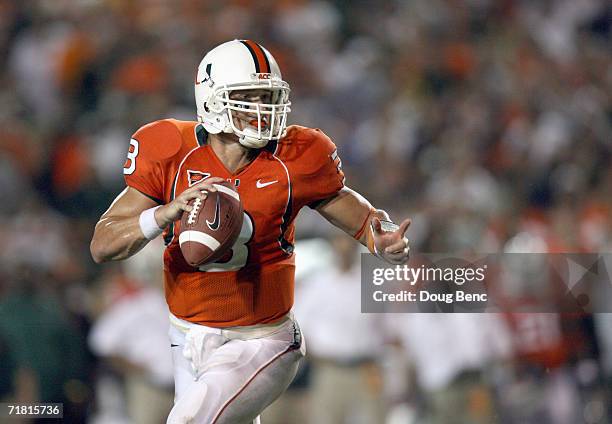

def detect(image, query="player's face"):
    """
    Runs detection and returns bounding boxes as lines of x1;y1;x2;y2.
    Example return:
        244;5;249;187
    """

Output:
229;89;274;131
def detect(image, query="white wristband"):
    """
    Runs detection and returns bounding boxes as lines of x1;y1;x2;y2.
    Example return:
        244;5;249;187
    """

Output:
139;206;164;240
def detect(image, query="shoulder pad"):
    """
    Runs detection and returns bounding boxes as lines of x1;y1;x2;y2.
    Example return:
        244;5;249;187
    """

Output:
275;125;336;163
131;119;184;161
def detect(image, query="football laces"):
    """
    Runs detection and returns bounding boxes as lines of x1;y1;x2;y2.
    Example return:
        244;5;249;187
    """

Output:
188;198;202;225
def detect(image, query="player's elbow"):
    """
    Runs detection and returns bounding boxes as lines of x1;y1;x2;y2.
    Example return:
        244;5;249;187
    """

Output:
90;237;111;264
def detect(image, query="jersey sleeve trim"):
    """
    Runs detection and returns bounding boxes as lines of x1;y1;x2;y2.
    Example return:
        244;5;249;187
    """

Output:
307;195;333;209
131;187;163;205
271;154;295;256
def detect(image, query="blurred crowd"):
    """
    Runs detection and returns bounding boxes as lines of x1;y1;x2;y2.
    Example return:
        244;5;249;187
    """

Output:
0;0;610;423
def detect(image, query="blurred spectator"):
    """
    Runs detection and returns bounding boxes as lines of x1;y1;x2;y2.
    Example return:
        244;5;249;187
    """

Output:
0;265;90;422
390;314;512;423
88;240;174;424
295;234;386;424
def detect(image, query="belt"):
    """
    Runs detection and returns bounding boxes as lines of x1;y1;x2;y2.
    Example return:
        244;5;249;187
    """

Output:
169;313;292;341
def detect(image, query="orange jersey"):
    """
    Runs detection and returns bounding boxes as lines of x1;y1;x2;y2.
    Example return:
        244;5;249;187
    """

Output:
123;119;344;327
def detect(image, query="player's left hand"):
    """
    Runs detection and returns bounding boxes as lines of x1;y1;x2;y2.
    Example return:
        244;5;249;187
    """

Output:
372;217;411;264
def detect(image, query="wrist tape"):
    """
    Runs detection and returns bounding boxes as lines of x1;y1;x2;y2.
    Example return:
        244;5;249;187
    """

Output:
139;206;163;240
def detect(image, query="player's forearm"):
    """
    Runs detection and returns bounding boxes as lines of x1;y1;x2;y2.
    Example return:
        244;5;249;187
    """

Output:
317;187;389;247
90;187;173;263
90;215;151;263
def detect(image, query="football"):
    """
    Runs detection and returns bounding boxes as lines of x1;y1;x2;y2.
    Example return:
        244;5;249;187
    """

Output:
178;181;243;267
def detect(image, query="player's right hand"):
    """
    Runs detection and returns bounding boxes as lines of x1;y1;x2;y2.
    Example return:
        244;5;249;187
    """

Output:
154;177;227;229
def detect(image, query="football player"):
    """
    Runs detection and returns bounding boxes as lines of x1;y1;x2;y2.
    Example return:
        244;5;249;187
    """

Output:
90;39;410;424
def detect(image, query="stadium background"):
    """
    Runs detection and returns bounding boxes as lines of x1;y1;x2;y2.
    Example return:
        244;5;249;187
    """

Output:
0;0;610;423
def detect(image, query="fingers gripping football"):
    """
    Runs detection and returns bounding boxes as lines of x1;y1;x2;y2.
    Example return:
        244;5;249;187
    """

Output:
178;181;244;267
372;217;411;265
154;177;226;228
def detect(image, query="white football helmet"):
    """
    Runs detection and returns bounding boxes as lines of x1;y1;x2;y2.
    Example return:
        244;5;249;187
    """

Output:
195;40;291;149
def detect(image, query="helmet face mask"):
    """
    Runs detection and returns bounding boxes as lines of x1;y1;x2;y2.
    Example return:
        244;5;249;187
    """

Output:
195;40;291;148
219;83;291;147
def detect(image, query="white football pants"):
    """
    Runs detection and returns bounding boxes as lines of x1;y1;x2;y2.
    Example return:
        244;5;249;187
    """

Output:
167;313;305;424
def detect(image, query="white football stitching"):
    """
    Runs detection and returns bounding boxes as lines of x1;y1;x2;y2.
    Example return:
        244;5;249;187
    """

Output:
187;198;202;225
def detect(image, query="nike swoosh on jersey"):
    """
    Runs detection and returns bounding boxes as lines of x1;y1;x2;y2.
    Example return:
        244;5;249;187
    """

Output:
206;195;221;231
256;179;278;188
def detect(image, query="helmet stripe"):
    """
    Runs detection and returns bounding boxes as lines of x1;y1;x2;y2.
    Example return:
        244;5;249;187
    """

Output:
253;42;271;73
239;40;270;74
